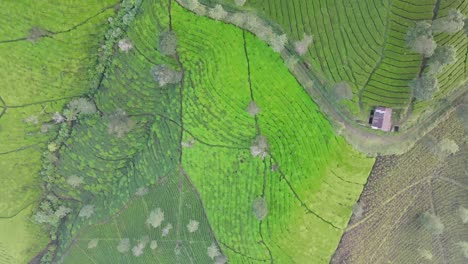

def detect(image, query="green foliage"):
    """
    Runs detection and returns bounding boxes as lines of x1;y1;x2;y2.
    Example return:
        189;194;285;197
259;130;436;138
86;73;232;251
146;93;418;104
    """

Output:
429;45;456;74
158;30;178;56
106;109;135;138
150;65;182;87
410;75;439;101
432;9;465;34
406;21;437;57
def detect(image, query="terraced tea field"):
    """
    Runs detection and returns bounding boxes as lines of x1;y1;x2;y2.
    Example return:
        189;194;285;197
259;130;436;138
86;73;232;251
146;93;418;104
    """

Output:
201;0;467;122
36;0;375;262
333;111;467;263
0;1;117;262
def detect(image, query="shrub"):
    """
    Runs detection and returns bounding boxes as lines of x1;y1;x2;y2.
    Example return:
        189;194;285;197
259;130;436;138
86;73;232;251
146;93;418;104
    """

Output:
234;0;247;6
418;249;433;260
214;255;228;264
457;241;468;259
333;82;353;101
432;9;465;34
429;45;456;74
252;197;268;220
209;4;228;20
52;112;65;123
420;211;444;235
406;21;437;57
159;30;178;56
146;208;164;228
161;223;173;237
107;109;135;138
438;138;459;157
117;238;131;253
67;98;97;120
352;202;364;219
150;240;158;250
294;33;313;56
87;239;99;249
410;75;439;101
118;38;133;52
150;65;182;87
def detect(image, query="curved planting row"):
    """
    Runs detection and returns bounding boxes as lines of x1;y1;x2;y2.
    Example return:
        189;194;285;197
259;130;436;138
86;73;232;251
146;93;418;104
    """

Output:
173;2;374;262
333;112;467;263
0;1;117;263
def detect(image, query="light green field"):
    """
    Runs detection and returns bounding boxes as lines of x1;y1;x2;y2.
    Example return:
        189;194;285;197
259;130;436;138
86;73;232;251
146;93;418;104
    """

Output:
0;0;117;262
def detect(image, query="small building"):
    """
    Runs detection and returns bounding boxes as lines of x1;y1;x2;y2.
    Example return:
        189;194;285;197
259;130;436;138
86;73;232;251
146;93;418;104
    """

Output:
369;107;393;132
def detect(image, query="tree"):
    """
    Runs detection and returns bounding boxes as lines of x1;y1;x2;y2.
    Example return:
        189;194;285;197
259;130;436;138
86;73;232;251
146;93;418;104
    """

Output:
150;240;158;250
418;249;433;261
438;138;459;157
66;175;83;188
78;204;95;219
68;98;97;116
294;33;313;56
187;220;199;233
150;65;182;87
420;211;444;235
135;187;148;196
250;135;269;159
27;27;49;42
429;45;456;74
161;223;173;237
146;208;164;228
406;21;437;57
333;82;353;101
432;9;465;34
107;109;135;138
228;12;247;27
117;238;131;253
269;33;288;53
118;38;133;52
159;30;178;56
132;236;149;257
246;101;260;116
214;255;228;264
209;4;228;21
52;112;65;123
459;206;468;224
464;18;468;35
457;241;468;259
207;243;221;259
54;205;72;219
352;202;364;219
410;75;439;101
87;239;99;249
234;0;247;6
252;197;268;220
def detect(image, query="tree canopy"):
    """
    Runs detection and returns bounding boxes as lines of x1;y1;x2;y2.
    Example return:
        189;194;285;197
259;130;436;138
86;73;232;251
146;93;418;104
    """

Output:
406;21;437;57
410;75;439;101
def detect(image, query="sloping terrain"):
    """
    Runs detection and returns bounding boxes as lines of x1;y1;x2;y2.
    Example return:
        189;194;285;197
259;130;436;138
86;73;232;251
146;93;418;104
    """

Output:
40;0;374;263
0;1;117;262
333;110;467;263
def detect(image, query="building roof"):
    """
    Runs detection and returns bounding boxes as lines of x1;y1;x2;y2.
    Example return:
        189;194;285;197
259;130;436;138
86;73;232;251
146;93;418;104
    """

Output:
371;107;392;132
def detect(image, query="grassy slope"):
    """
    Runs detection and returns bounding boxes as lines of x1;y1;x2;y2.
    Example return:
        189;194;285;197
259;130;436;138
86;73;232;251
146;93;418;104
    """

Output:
0;1;117;263
174;2;374;262
333;111;467;263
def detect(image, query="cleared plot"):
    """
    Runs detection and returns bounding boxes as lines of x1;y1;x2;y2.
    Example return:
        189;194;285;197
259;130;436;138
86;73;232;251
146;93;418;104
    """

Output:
174;2;374;262
0;0;117;262
333;112;467;264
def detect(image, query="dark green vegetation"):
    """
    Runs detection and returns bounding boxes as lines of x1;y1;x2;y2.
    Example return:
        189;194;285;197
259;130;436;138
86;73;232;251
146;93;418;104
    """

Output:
29;0;374;263
0;1;117;262
333;110;467;263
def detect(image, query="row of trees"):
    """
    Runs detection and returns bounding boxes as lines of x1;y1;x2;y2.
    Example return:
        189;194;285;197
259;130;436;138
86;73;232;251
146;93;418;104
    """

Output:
406;9;466;101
